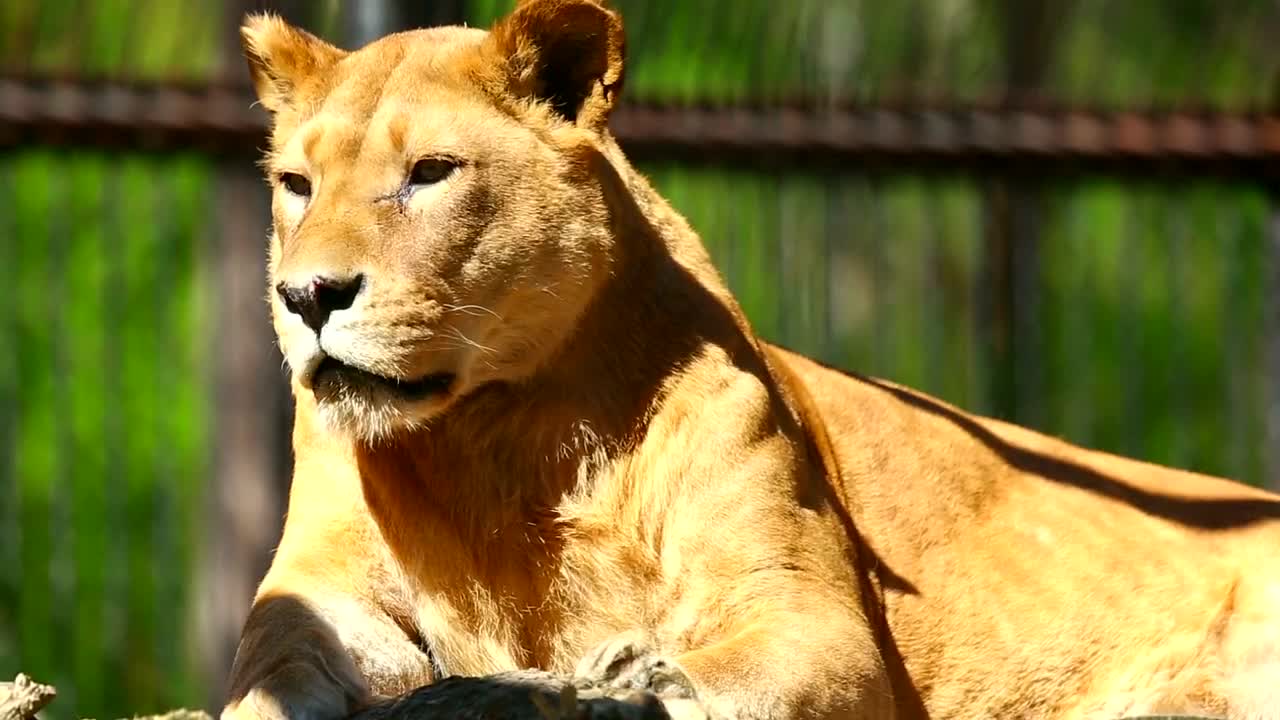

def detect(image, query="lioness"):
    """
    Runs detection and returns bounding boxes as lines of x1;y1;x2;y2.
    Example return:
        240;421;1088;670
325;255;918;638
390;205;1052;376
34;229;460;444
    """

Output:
222;2;1280;719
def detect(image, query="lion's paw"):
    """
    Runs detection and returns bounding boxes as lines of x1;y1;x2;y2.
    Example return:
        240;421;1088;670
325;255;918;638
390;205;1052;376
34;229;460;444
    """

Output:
573;632;698;701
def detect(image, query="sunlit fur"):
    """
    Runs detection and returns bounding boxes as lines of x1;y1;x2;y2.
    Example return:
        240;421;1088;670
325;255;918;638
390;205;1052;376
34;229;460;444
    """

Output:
224;3;1280;720
249;14;616;443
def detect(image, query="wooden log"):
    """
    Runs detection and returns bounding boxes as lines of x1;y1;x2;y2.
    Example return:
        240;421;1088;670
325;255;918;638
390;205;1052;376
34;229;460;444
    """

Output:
128;711;216;720
350;671;669;720
0;671;1223;720
0;672;665;720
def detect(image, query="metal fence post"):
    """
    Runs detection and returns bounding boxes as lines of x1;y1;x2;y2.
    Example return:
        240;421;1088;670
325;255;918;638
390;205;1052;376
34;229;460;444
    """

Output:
978;0;1059;425
1268;190;1280;491
345;0;468;47
195;1;295;710
396;0;469;29
198;160;291;711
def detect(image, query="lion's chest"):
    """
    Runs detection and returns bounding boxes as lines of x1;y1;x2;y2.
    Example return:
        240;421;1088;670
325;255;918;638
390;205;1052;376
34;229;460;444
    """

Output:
400;476;707;681
406;531;679;680
376;412;753;681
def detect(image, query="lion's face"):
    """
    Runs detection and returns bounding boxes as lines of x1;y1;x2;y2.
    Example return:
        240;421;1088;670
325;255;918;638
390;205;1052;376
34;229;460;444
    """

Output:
242;1;625;440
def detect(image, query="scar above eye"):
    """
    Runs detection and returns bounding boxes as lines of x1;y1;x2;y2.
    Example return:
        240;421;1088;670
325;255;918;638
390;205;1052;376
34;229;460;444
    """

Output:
375;186;413;209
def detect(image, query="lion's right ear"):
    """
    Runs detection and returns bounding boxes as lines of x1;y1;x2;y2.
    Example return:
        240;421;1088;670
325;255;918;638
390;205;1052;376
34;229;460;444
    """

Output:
240;14;345;113
484;0;625;130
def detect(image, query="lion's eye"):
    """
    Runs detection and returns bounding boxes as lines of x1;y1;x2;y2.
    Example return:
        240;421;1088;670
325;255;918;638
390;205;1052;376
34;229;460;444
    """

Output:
409;158;457;186
279;172;312;198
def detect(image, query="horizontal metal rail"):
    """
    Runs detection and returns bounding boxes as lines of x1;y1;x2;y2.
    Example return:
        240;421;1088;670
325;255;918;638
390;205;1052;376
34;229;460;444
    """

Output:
2;74;1279;177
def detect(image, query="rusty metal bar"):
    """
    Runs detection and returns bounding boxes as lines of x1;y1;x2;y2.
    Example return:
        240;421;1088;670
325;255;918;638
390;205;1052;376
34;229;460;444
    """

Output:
2;74;1280;176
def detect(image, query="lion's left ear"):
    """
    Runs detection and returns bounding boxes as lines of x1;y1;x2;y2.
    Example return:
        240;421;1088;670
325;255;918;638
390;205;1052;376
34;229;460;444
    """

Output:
485;0;625;130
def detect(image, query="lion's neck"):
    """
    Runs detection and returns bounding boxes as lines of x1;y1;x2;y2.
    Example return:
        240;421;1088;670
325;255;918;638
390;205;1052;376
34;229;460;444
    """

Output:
353;157;767;552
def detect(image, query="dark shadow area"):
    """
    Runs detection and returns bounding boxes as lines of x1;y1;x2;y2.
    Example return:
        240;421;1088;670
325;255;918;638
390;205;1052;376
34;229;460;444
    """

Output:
351;672;669;720
846;371;1280;531
787;365;928;719
225;595;668;720
815;473;929;720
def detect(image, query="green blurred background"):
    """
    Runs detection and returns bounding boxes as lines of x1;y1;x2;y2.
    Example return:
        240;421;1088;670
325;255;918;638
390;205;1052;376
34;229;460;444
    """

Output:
1;0;1278;717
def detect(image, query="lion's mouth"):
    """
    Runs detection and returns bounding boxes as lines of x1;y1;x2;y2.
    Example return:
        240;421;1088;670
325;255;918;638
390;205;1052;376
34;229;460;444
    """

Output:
312;356;456;401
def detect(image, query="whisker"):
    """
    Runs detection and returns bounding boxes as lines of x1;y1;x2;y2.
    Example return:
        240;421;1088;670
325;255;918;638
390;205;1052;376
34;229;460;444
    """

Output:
420;343;468;354
443;325;498;357
442;303;503;321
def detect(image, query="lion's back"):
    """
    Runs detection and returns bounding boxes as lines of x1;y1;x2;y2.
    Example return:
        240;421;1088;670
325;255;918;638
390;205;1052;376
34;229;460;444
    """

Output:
766;342;1280;718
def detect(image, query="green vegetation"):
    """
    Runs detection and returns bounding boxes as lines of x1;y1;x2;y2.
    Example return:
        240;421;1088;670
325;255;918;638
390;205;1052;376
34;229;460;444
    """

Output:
0;1;1275;718
0;152;212;718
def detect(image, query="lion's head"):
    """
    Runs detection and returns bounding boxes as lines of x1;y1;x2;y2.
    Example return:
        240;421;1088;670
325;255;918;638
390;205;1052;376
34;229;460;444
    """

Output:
241;0;627;441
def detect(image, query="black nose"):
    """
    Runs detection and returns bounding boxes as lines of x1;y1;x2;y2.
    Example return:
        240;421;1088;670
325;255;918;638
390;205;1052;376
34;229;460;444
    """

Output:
276;274;364;333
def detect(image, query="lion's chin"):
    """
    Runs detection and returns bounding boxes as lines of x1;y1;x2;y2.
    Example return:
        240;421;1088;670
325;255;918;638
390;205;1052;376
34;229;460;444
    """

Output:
312;356;456;402
307;357;459;443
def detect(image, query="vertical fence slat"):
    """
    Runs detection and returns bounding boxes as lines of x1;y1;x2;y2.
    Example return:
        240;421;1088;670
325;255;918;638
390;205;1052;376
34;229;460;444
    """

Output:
1165;185;1190;472
343;0;397;48
59;154;106;719
1120;190;1145;459
3;0;42;72
181;159;217;709
46;149;77;715
14;153;55;704
197;162;289;711
921;182;943;398
1220;207;1247;483
1012;184;1045;430
971;182;990;417
122;161;162;713
775;173;792;348
109;0;144;79
1063;192;1096;448
149;158;183;712
718;171;737;294
394;0;468;30
1267;190;1280;491
979;179;1046;427
867;177;889;376
0;155;19;674
979;180;1015;421
95;160;128;718
820;175;840;363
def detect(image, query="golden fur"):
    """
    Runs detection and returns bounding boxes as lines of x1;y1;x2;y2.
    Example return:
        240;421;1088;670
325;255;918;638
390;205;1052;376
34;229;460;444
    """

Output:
223;3;1280;719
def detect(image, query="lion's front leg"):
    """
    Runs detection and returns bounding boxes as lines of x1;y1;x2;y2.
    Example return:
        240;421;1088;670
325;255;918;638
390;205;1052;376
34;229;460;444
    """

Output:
221;593;375;720
221;589;436;720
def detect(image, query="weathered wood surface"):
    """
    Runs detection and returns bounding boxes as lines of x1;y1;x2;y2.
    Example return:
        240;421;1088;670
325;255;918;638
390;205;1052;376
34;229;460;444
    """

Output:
1;672;1224;720
1;673;213;720
0;675;57;720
